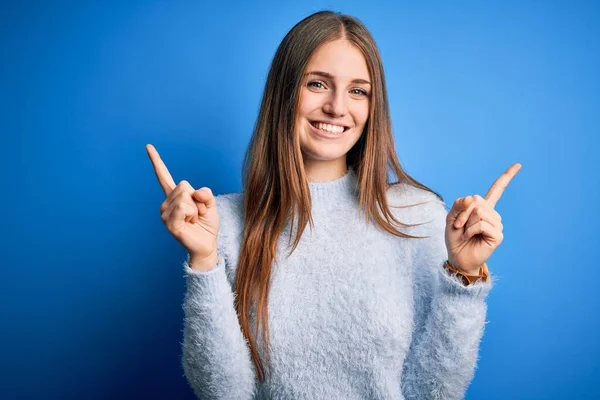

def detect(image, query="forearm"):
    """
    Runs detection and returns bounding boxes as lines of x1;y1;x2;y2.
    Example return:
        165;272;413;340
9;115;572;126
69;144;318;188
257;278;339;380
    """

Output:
182;259;256;399
401;264;492;400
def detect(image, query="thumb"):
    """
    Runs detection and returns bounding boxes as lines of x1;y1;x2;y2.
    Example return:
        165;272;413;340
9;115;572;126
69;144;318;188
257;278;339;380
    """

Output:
193;187;216;207
447;196;474;222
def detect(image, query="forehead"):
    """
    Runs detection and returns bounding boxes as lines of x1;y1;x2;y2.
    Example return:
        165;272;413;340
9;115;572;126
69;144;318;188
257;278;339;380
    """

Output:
306;39;370;81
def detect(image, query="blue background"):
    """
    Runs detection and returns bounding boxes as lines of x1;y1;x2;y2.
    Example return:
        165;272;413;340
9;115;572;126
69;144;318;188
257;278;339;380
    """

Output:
2;1;599;399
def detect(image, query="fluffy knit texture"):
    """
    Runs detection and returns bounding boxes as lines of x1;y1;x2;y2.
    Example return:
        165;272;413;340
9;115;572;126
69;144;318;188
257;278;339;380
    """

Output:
181;169;493;400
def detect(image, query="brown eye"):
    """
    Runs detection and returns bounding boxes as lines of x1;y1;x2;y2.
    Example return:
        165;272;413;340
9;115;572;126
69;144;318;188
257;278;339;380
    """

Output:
350;88;368;96
307;81;325;89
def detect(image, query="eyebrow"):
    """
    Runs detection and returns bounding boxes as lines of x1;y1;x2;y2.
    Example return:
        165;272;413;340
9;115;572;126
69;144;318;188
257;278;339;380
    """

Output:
304;70;371;85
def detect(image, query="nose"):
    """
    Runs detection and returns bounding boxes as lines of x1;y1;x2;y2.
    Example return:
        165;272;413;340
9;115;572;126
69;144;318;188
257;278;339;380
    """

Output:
322;89;347;117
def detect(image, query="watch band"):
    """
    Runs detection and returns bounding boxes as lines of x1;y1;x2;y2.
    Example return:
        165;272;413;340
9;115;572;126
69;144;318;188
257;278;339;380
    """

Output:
443;260;490;285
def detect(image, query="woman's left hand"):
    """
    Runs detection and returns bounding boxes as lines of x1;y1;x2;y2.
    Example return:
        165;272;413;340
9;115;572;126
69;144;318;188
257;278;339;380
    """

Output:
445;163;522;275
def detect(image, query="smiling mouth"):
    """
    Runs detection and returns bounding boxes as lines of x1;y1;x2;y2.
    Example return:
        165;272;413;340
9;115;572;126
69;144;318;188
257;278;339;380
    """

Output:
310;121;351;134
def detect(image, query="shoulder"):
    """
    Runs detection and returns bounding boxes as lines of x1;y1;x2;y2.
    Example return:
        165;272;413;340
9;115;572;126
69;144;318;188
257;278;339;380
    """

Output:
387;181;443;204
214;192;244;242
385;182;448;236
215;192;244;219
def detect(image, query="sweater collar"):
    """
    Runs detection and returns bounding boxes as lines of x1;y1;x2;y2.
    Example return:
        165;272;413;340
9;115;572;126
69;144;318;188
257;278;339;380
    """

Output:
308;167;358;202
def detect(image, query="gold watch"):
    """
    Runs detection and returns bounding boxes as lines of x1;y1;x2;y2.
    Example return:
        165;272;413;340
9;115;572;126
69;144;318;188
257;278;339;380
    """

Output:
443;260;490;285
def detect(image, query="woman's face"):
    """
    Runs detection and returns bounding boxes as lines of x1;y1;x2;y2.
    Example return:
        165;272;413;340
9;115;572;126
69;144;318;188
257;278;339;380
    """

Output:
296;39;371;177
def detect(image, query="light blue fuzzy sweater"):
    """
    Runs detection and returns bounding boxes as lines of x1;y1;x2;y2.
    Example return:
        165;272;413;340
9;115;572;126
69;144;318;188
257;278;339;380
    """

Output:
181;169;492;399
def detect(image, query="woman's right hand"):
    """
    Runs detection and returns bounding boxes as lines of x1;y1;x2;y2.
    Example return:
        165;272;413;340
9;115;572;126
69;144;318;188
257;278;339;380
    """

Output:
146;144;220;270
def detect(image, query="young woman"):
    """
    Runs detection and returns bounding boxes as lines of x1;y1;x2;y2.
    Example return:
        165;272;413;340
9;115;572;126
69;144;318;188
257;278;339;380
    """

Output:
147;10;520;400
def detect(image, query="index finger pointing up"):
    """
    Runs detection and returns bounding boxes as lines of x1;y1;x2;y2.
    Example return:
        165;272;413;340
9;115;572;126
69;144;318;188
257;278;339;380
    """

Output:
485;163;522;208
146;144;176;196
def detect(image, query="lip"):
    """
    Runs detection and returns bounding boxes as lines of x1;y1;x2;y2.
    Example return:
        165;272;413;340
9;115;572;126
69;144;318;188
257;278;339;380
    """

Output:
308;120;351;139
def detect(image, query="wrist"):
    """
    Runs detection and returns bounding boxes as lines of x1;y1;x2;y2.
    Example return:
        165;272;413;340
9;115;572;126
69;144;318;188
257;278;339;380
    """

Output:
447;258;481;275
459;266;482;275
189;251;219;272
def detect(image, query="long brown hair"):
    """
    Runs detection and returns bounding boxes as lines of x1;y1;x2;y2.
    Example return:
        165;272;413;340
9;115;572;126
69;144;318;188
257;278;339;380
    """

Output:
236;10;443;382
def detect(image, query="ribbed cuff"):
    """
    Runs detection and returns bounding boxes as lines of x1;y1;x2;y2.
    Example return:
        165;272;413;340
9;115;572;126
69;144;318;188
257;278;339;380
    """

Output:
183;255;230;303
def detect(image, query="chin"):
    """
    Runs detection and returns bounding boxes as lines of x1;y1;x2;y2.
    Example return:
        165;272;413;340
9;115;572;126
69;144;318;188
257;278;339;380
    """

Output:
302;147;348;163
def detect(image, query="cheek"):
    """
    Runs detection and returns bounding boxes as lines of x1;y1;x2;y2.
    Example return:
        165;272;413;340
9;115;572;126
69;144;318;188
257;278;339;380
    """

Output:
297;90;321;116
351;102;369;126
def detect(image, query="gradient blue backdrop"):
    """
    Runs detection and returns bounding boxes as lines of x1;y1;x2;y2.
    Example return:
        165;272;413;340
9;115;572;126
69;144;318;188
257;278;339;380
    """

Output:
2;1;599;399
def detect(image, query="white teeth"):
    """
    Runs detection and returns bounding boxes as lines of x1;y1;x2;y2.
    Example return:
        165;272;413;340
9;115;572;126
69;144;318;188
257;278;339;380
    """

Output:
315;122;345;133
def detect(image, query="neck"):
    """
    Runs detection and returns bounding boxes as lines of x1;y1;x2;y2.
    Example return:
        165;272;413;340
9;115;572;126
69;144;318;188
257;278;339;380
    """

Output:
304;157;348;182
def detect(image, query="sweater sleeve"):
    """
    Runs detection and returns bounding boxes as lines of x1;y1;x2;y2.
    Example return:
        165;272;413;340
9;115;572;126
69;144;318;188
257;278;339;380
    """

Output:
400;197;493;400
181;195;257;400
